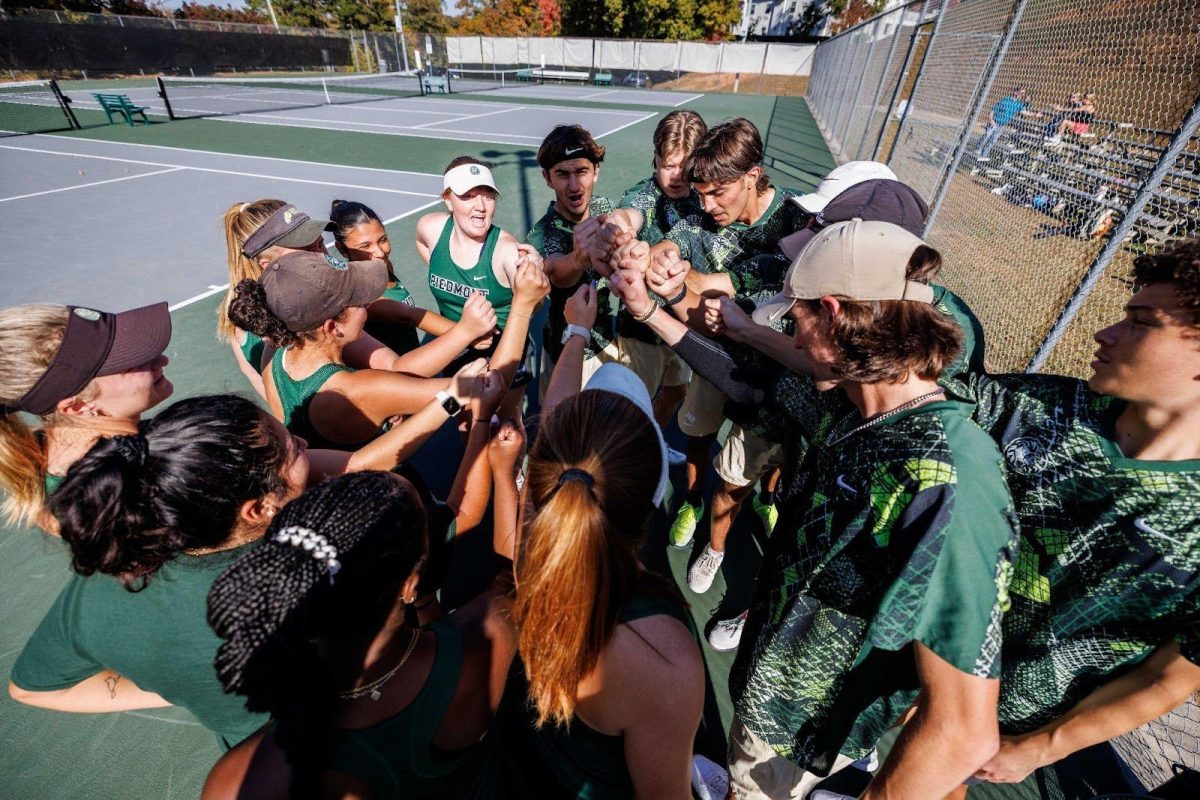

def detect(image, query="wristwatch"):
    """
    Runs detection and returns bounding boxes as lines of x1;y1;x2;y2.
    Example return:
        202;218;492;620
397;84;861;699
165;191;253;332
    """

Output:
561;324;590;346
435;390;462;417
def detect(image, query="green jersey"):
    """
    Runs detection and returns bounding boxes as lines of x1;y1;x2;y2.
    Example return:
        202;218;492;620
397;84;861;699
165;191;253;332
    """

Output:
526;197;616;361
11;543;268;749
943;372;1200;734
730;401;1018;774
617;177;706;247
365;275;421;356
665;187;805;276
427;217;512;328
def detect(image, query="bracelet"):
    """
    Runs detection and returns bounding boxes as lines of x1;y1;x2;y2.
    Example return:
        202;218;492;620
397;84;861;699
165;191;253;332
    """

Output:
508;310;532;320
632;304;657;323
664;286;688;307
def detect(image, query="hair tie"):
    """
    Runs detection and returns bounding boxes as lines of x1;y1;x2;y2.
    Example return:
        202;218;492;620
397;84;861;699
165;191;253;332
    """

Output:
556;467;596;491
273;525;341;583
112;435;149;467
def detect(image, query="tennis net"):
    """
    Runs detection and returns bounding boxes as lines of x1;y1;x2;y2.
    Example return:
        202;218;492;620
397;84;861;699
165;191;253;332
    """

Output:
445;68;526;94
158;71;424;120
0;80;80;137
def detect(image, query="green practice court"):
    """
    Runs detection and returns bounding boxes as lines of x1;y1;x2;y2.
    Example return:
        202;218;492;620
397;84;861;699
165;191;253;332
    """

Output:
0;78;1039;799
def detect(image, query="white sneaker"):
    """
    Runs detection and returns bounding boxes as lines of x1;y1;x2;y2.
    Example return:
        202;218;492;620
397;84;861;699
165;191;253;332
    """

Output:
666;445;687;466
687;547;725;594
810;791;857;800
691;754;729;800
850;748;878;772
708;610;747;651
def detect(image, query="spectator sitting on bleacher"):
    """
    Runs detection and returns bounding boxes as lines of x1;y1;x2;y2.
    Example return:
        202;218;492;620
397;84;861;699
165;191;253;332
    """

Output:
1046;92;1098;145
977;87;1034;159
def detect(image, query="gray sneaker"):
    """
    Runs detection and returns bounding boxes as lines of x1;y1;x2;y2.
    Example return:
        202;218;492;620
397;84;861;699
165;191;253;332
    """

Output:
708;610;747;651
691;754;729;800
687;547;725;594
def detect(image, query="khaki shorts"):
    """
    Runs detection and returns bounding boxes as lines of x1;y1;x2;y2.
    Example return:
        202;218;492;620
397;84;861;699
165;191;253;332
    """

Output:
538;339;620;402
677;373;727;438
613;336;691;397
727;715;856;800
715;425;785;487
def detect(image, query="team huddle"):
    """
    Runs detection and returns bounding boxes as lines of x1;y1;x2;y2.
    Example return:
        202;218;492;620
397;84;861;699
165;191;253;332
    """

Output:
1;109;1198;800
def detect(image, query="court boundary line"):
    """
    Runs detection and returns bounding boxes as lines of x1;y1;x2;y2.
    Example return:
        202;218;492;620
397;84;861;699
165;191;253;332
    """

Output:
670;93;705;107
167;198;443;312
597;112;658;139
210;115;547;144
0;142;440;198
0;167;183;203
409;105;526;129
31;133;443;181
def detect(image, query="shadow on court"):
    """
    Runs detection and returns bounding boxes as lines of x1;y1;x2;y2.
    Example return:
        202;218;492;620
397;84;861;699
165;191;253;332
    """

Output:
763;95;837;190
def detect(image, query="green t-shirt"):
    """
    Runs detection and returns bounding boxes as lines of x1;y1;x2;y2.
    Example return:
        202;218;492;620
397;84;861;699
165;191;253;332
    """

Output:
943;372;1200;734
730;401;1018;774
665;186;805;276
525;196;616;361
10;542;267;749
617;176;706;247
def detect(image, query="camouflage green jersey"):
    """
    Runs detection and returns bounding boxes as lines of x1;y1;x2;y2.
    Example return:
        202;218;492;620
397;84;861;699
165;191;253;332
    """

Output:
617;176;706;247
942;372;1200;734
525;196;616;361
665;186;805;279
730;401;1018;774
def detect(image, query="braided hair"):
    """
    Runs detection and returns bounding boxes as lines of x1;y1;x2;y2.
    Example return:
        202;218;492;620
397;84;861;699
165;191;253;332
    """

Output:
208;471;428;797
47;395;287;589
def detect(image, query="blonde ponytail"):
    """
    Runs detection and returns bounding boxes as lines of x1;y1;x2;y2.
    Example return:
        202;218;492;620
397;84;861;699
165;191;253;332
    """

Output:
218;199;287;340
0;304;70;526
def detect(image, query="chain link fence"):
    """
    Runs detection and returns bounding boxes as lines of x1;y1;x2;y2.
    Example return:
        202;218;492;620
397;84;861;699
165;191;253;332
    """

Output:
808;0;1200;794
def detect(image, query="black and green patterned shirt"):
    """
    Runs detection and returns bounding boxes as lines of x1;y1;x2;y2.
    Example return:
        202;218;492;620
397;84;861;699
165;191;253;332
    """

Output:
730;401;1018;774
943;372;1200;734
665;186;805;278
618;176;706;247
526;196;616;361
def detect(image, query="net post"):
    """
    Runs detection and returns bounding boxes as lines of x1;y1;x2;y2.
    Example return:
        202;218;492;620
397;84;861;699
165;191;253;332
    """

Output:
156;76;177;121
49;79;81;130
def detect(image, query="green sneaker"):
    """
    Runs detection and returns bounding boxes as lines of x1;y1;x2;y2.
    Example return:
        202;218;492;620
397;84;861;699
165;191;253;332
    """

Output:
752;495;778;534
670;500;703;548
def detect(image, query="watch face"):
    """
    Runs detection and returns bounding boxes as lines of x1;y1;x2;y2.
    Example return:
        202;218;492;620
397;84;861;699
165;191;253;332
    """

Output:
442;395;462;415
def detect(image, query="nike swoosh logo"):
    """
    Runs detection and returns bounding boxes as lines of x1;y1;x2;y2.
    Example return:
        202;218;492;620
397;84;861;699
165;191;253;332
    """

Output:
1134;517;1187;547
836;475;857;494
565;147;583;156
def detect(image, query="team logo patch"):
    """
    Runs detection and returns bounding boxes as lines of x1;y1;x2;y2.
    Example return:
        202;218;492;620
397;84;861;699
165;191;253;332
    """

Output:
283;208;296;224
73;308;101;321
470;165;480;175
324;254;349;271
1003;436;1051;475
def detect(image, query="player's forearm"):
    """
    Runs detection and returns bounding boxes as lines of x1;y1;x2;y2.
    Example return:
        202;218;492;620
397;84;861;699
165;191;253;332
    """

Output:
1027;643;1200;766
543;336;588;414
448;421;494;534
489;307;535;385
340;401;447;476
388;324;480;377
636;306;689;347
545;251;588;288
863;702;998;799
8;672;171;713
742;326;812;375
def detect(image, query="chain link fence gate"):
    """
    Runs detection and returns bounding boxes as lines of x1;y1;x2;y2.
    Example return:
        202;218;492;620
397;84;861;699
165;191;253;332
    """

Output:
807;0;1200;795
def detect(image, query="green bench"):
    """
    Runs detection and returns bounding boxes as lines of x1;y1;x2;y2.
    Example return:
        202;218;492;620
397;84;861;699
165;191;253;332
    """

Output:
593;72;613;86
516;69;535;82
422;75;448;94
92;93;150;126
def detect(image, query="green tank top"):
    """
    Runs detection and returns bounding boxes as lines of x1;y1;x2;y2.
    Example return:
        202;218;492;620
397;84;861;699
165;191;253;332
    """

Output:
238;329;265;372
44;472;63;496
366;278;421;356
327;620;506;798
506;591;697;799
270;347;364;452
428;217;511;328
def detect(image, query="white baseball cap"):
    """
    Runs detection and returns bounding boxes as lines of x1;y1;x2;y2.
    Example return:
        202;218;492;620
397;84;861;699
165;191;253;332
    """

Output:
792;161;898;213
753;219;935;326
583;364;669;507
443;162;498;196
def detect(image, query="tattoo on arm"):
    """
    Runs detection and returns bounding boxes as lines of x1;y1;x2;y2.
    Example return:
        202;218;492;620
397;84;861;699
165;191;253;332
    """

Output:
105;673;120;699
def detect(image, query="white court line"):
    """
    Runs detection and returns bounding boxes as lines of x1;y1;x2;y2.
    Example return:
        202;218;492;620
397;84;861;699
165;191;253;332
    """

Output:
169;198;444;312
409;105;523;129
0;142;439;198
31;134;442;180
578;89;621;100
671;93;705;107
215;115;546;143
594;111;658;140
0;167;183;203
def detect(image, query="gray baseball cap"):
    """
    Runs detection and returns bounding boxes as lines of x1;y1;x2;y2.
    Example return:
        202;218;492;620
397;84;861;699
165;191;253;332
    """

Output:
241;205;330;258
260;251;388;332
753;219;935;326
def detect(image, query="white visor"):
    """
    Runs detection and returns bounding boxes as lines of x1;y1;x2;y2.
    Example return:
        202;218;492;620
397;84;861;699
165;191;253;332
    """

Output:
443;163;498;196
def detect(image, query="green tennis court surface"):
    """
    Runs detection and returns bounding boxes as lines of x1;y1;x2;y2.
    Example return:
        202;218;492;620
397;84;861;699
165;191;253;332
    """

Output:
1;86;1031;799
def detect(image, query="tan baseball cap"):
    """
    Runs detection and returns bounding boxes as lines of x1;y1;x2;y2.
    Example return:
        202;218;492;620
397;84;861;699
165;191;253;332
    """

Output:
260;251;388;332
753;219;935;325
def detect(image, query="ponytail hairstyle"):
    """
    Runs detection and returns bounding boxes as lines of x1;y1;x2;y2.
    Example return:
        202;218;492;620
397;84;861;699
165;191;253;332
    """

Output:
328;199;382;246
48;395;288;589
515;390;665;727
219;199;288;341
813;244;963;382
0;304;75;527
209;471;427;797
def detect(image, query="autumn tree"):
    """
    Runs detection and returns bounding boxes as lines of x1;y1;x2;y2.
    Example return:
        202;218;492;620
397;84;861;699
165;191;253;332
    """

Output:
405;0;449;34
827;0;887;34
176;3;270;24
